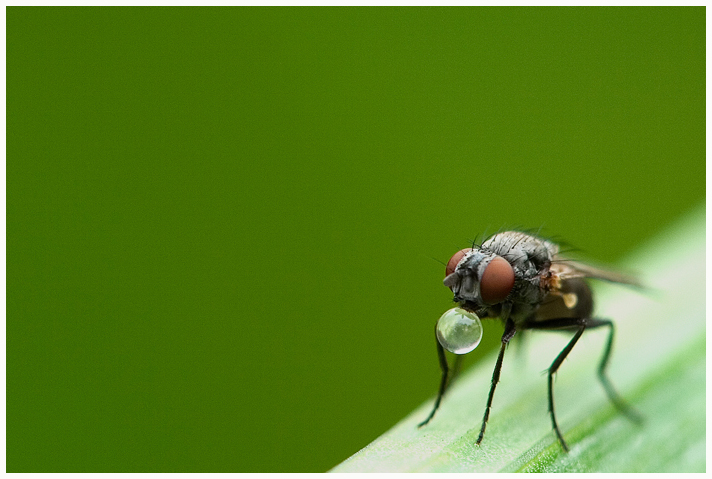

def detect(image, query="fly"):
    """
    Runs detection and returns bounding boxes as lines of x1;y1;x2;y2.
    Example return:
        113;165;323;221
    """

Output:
418;231;642;452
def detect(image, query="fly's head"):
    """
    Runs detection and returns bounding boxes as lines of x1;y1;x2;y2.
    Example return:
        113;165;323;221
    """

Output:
444;248;515;315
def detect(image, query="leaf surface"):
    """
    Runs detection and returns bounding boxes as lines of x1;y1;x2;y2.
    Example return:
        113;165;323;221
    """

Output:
332;205;705;473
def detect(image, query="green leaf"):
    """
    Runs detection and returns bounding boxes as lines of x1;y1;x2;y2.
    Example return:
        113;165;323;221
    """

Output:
331;205;705;473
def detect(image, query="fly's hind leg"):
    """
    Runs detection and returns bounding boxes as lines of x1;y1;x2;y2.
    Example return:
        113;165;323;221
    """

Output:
586;318;642;423
528;316;640;452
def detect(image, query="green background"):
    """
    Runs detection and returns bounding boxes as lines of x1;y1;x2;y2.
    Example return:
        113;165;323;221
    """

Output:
8;7;704;472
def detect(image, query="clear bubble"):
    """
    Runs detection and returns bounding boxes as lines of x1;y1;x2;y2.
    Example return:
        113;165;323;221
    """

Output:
436;307;483;354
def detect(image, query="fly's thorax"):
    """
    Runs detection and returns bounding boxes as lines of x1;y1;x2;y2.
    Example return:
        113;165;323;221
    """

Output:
482;231;557;275
484;232;556;305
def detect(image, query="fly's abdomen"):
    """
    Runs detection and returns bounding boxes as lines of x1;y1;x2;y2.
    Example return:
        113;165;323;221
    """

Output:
532;278;594;324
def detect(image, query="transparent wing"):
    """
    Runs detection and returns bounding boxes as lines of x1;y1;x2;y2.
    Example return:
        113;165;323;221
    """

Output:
551;256;643;288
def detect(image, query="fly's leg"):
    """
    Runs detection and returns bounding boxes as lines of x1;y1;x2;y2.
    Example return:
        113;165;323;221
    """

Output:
527;316;640;452
525;317;589;451
418;323;450;428
587;318;643;423
476;318;516;445
546;322;585;452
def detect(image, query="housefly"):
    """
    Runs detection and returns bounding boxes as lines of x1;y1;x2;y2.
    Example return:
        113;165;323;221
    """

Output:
418;231;641;452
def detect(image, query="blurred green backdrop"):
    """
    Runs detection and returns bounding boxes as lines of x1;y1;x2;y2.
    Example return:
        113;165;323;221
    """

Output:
8;7;704;472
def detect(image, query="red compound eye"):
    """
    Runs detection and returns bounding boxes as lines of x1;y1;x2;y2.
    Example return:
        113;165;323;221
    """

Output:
445;249;470;277
480;256;515;304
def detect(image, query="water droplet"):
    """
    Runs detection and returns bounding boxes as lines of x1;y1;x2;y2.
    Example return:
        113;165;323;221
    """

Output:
436;307;483;354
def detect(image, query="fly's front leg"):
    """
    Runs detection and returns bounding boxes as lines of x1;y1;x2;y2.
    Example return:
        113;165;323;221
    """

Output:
476;317;516;445
418;322;450;428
